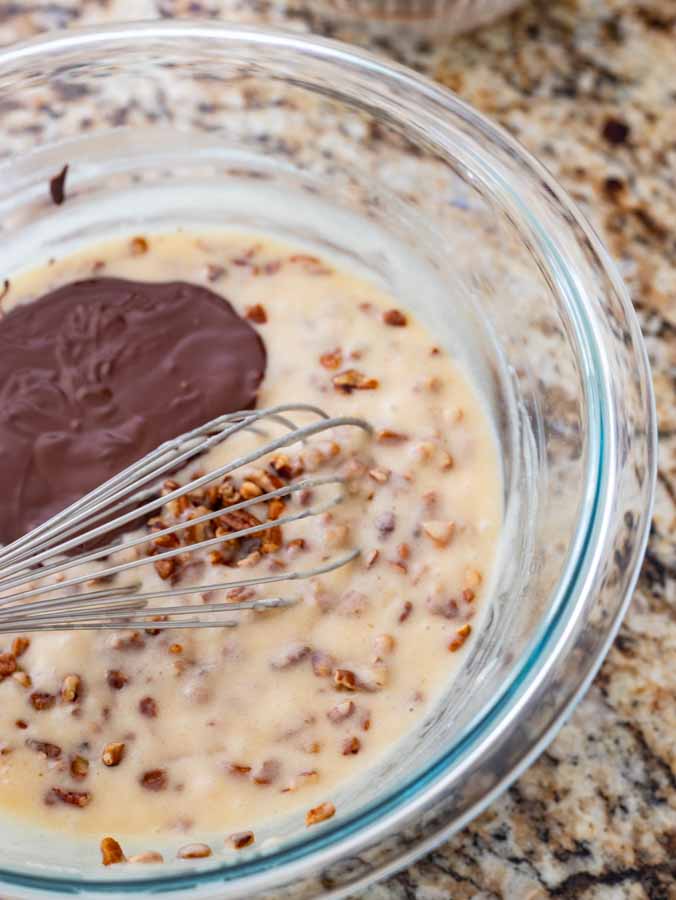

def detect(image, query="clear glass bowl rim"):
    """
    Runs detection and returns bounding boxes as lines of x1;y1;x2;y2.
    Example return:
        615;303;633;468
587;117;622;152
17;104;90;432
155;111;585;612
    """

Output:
0;20;657;897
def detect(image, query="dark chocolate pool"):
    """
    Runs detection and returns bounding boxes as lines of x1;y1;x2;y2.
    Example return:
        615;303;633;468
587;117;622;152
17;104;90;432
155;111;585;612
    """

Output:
0;278;266;543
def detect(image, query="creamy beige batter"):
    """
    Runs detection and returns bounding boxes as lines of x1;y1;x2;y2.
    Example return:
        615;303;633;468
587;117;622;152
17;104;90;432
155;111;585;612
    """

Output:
0;231;501;852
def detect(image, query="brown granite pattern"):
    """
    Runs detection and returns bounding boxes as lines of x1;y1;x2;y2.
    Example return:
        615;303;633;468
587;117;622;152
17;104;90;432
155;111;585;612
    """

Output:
0;1;674;898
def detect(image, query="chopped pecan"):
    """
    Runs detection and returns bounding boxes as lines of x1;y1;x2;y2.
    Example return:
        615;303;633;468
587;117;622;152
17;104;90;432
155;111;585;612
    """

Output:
227;763;252;777
376;429;408;443
311;651;335;678
341;737;361;755
60;674;81;703
169;643;183;655
261;525;283;554
151;531;180;550
323;522;349;549
252;759;280;785
267;498;285;521
333;669;357;691
107;670;128;690
240;479;263;500
166;494;189;518
26;738;61;759
30;691;55;711
0;653;17;678
228;831;255;850
270;453;301;480
183;508;212;544
365;549;380;569
12;671;31;688
245;304;267;324
306;801;335;827
129;851;164;864
206;263;226;282
375;511;396;537
11;637;29;658
100;836;125;865
113;632;145;651
283;769;320;792
383;309;407;326
178;843;212;859
212;480;236;508
270;642;311;670
139;696;158;718
449;624;472;652
46;787;91;807
373;634;396;656
237;550;261;568
15;719;28;729
368;467;390;484
332;369;379;394
140;769;168;791
422;520;454;547
440;451;454;471
154;558;176;580
398;601;413;623
287;537;307;553
327;700;354;723
102;742;125;767
130;235;148;255
464;568;483;589
428;595;459;619
319;349;343;370
219;507;261;535
70;755;89;780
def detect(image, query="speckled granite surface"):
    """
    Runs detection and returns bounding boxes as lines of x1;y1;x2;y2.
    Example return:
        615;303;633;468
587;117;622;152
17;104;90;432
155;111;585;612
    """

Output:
0;1;674;897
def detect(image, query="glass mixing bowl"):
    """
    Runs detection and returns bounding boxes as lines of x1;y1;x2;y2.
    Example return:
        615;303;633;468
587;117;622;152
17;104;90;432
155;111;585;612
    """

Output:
308;0;524;37
0;22;655;900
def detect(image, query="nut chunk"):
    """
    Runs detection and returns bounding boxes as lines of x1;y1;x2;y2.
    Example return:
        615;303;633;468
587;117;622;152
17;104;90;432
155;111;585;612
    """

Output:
270;642;311;670
102;742;125;767
332;369;379;394
422;521;454;547
140;769;168;791
61;674;81;703
129;851;164;864
30;691;55;711
245;304;267;324
139;696;158;718
107;669;128;690
383;309;407;326
228;831;255;850
0;653;17;678
178;843;212;860
306;801;336;827
448;623;472;653
11;637;30;658
45;787;91;808
70;755;90;780
333;669;357;691
100;836;126;866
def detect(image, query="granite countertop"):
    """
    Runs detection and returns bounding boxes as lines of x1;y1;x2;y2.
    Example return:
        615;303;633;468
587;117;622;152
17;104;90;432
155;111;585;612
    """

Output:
1;1;674;897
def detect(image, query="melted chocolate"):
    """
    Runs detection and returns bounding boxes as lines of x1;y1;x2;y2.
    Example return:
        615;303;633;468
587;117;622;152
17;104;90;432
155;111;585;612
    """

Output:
0;277;266;543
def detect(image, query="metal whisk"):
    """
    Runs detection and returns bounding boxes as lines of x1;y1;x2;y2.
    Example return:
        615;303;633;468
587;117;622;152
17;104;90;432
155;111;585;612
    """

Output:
0;404;371;634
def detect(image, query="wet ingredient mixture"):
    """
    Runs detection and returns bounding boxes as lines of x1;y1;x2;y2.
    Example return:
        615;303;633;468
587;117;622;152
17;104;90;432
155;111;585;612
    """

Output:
0;230;502;859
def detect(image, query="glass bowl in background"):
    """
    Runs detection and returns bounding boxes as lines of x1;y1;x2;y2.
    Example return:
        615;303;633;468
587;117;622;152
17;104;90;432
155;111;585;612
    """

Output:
0;23;655;899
